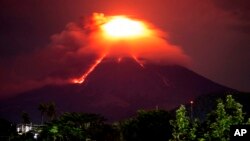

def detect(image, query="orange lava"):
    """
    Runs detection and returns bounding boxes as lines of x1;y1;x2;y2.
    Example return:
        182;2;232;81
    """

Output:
132;55;145;68
68;13;189;85
71;54;106;84
117;57;122;63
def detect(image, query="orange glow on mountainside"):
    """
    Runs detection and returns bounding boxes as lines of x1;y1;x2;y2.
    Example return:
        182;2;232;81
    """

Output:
71;54;106;84
68;13;190;84
132;55;145;68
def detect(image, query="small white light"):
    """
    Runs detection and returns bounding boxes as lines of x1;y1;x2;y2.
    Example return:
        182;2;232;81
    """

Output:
25;126;30;132
34;133;38;139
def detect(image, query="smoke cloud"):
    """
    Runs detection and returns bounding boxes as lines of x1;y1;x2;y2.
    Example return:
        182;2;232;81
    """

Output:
0;13;190;97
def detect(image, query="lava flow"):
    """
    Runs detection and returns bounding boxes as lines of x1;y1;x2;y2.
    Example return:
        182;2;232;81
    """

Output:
71;54;106;84
71;54;144;84
69;13;189;84
70;14;150;84
132;55;145;68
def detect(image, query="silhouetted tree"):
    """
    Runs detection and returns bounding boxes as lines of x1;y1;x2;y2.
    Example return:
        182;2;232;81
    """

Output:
38;103;47;124
0;118;17;141
47;102;56;121
21;111;30;124
121;109;172;141
39;112;115;141
38;102;57;123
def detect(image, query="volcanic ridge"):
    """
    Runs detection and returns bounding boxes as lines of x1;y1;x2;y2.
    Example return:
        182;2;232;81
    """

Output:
0;57;231;122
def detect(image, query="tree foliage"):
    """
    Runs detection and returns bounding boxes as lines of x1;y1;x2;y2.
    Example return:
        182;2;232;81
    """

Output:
38;103;47;124
21;111;31;124
121;109;172;141
202;95;249;141
39;112;118;141
170;95;250;141
38;102;56;124
170;105;197;141
7;95;250;141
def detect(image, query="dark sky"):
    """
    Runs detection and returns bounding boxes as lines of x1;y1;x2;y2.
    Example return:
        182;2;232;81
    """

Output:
0;0;250;97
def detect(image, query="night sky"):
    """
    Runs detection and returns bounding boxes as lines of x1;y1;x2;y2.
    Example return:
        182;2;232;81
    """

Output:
0;0;250;97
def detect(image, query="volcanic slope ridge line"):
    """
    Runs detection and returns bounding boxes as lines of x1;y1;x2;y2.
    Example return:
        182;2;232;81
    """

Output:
0;57;232;122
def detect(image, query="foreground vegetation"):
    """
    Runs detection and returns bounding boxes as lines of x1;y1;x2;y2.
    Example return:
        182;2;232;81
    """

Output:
0;95;249;141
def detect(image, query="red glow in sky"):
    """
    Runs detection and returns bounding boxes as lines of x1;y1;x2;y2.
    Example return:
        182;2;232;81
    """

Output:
0;12;191;96
71;53;106;84
87;13;190;63
70;14;152;84
0;0;249;97
69;13;190;84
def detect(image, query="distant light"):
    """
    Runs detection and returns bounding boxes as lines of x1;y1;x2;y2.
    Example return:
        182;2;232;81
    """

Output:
34;133;38;139
190;101;194;104
24;125;32;132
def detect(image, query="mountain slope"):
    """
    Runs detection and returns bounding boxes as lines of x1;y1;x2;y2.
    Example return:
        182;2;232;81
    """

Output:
0;58;232;122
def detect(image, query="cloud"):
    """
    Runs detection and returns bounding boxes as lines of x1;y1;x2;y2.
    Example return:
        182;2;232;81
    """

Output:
0;22;95;97
0;13;191;97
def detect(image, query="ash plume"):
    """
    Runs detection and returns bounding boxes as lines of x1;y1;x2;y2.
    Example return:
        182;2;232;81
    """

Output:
0;13;191;97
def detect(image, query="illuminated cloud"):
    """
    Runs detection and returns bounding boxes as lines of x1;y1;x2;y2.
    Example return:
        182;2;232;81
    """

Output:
0;13;191;96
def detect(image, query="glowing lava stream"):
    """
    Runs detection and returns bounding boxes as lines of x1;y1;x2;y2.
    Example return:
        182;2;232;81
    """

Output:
71;55;145;84
71;15;149;84
132;55;145;68
71;54;106;84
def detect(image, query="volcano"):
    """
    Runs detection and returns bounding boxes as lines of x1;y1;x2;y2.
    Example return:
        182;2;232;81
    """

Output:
0;57;232;122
